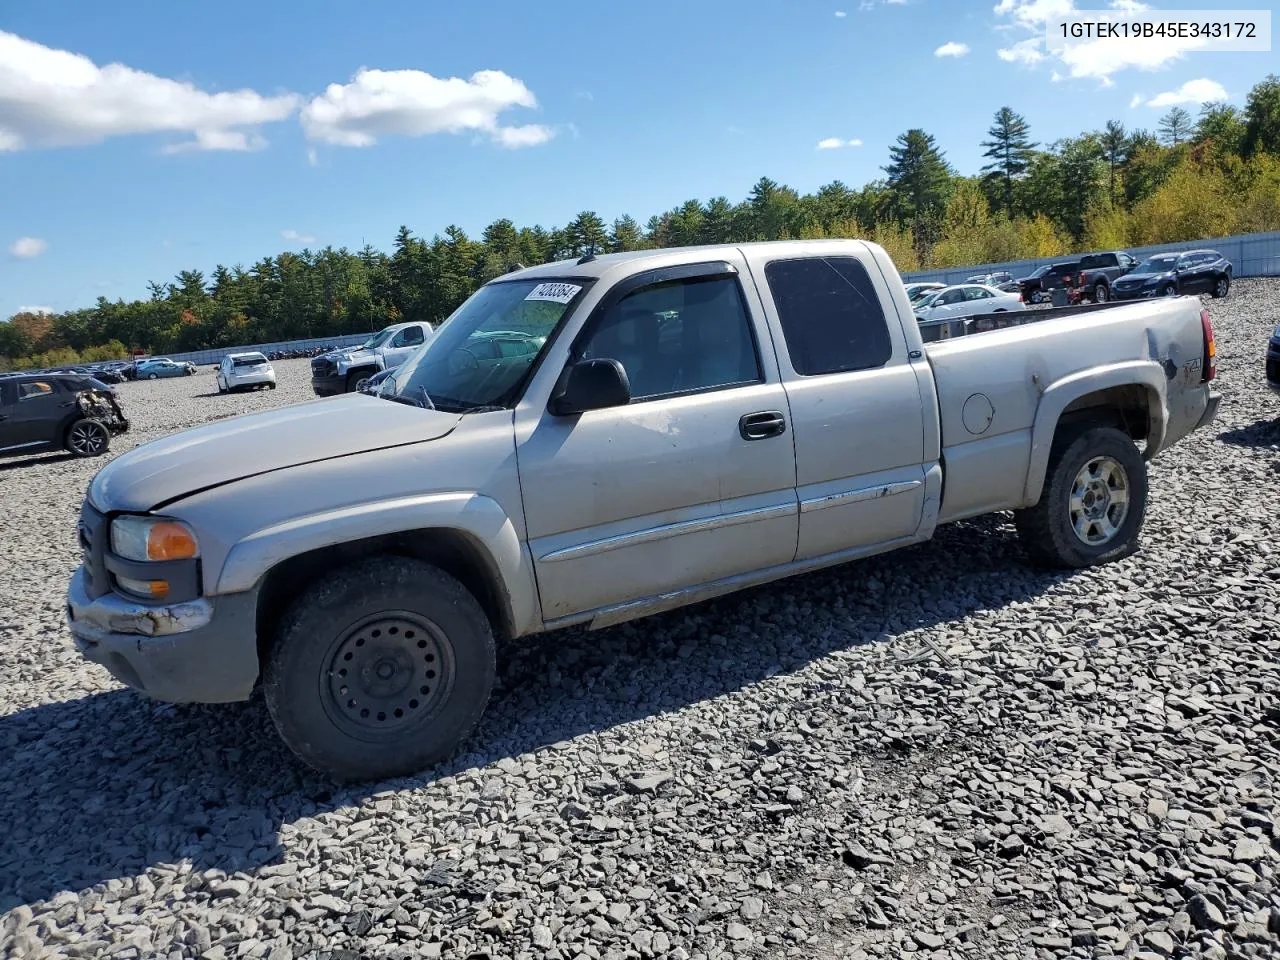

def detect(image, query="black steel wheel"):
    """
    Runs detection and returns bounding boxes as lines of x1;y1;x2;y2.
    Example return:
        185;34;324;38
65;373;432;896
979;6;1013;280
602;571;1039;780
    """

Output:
65;419;110;457
264;556;495;781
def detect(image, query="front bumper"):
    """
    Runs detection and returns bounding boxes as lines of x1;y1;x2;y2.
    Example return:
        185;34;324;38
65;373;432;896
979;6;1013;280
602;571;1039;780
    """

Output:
311;373;347;397
66;567;260;703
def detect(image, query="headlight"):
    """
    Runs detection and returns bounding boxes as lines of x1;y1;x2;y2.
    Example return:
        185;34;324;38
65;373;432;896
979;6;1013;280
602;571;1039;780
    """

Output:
111;515;200;562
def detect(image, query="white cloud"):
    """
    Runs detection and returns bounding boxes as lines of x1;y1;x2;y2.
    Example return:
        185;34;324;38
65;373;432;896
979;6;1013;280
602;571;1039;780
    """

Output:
858;0;874;10
1145;78;1228;108
17;305;52;315
934;41;970;58
0;30;299;152
817;137;862;149
835;10;847;16
994;0;1207;82
300;67;553;149
9;236;47;259
885;0;908;5
307;146;319;166
1050;70;1063;82
1129;92;1143;108
997;38;1045;65
281;229;316;244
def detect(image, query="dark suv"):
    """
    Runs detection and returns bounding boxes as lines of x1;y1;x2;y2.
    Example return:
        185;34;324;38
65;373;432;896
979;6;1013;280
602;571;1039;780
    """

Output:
1267;325;1280;395
1111;249;1233;301
0;373;129;459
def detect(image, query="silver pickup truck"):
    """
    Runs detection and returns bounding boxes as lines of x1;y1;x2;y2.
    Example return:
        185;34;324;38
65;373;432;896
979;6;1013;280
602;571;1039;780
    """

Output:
67;239;1220;780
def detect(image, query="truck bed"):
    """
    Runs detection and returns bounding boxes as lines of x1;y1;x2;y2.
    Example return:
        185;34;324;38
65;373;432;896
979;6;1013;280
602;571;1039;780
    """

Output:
916;295;1213;526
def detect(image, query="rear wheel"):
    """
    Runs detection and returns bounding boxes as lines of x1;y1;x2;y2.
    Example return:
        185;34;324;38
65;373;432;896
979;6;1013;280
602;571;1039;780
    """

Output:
1093;282;1109;302
1014;425;1147;569
1211;274;1230;299
65;419;110;458
264;556;496;782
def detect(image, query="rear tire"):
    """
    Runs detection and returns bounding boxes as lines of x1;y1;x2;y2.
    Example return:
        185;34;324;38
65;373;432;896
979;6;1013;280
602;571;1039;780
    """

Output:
1211;274;1230;299
268;382;277;390
264;556;496;782
1093;282;1109;303
1013;425;1147;569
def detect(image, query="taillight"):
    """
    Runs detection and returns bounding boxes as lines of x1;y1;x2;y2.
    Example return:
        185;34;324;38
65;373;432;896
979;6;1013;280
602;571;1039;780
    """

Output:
1200;307;1216;382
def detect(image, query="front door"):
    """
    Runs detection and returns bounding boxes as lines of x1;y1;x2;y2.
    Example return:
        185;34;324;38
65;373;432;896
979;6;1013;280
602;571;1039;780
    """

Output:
516;261;799;622
7;378;71;447
384;324;428;368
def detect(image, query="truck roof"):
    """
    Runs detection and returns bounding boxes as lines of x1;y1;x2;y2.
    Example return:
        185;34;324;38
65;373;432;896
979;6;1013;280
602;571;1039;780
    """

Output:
502;239;872;283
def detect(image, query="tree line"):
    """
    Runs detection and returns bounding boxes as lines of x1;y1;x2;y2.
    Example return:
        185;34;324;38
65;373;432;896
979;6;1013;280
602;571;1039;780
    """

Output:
4;73;1279;370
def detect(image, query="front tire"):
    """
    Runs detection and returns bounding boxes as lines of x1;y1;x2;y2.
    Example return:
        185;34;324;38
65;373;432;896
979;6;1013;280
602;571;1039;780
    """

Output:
1211;274;1230;299
264;557;496;782
1160;283;1177;297
1013;425;1147;569
147;373;158;380
65;419;111;457
345;371;366;393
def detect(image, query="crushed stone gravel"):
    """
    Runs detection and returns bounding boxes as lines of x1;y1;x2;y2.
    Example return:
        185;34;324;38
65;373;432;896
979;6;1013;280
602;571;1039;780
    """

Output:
2;283;1278;959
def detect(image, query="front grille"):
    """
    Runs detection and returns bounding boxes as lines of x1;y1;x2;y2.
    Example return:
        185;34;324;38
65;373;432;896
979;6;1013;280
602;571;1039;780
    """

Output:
311;357;335;377
78;501;111;599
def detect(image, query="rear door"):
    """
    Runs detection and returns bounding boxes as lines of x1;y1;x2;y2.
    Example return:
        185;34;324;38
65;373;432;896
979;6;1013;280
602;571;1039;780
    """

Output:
744;246;930;561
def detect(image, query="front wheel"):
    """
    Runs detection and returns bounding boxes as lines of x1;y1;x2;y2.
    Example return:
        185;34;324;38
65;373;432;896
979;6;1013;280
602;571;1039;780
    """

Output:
1211;274;1230;299
1161;283;1177;297
147;373;158;380
264;556;496;782
1093;282;1109;303
65;419;111;457
1013;425;1147;569
345;371;366;393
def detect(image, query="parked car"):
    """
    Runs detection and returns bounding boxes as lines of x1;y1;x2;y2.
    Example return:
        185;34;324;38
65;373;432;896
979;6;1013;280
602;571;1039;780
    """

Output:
913;284;1027;322
217;352;277;393
1018;262;1081;304
136;359;193;379
1110;250;1233;301
1268;324;1280;394
965;271;1014;286
0;373;129;459
311;321;435;396
905;282;946;304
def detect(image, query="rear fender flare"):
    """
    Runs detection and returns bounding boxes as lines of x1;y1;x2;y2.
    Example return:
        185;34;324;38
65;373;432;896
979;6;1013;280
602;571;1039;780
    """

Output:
214;491;539;636
1022;361;1167;506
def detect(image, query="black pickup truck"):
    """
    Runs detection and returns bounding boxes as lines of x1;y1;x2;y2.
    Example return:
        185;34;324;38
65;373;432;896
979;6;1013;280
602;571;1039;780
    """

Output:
1017;262;1081;304
1069;251;1138;303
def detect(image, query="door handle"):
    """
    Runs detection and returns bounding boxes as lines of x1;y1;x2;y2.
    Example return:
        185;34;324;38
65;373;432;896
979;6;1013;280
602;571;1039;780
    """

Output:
739;411;786;441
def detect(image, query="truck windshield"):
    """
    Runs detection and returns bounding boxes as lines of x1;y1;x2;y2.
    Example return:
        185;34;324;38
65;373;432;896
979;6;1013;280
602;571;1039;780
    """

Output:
382;278;591;412
361;328;394;349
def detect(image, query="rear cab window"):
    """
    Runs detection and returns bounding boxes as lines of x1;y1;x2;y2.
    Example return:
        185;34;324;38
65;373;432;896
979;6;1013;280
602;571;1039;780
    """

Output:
763;256;893;376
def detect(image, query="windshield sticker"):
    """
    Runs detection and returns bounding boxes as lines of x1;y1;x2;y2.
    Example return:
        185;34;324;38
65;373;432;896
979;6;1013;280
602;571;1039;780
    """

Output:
525;282;582;304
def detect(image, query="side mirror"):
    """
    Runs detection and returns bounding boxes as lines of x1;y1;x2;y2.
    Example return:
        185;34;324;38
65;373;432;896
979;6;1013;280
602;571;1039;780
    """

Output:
550;359;631;416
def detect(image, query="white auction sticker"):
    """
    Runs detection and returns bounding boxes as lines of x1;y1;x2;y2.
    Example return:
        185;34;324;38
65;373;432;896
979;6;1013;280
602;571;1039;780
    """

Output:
525;282;583;304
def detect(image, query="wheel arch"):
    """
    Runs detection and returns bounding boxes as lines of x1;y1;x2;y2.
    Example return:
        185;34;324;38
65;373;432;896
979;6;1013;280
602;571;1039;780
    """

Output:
1022;362;1167;507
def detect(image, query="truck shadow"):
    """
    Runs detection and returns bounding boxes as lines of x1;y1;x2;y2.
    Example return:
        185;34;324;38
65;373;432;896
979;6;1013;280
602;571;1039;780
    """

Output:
0;514;1072;909
1217;418;1280;449
0;453;76;472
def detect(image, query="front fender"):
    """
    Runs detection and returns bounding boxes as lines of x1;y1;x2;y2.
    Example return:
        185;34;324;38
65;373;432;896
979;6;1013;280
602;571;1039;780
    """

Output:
1022;360;1167;506
214;491;540;636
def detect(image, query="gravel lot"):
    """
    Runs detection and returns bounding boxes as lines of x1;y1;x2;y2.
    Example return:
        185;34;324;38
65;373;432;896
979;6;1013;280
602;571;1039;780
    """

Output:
2;286;1278;960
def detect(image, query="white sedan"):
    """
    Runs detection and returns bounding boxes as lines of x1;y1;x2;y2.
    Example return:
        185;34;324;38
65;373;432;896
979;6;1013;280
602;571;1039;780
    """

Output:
914;284;1027;322
217;352;277;393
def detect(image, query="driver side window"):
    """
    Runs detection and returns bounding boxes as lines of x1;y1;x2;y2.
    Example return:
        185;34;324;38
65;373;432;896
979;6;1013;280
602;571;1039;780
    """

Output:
392;326;425;348
577;276;762;403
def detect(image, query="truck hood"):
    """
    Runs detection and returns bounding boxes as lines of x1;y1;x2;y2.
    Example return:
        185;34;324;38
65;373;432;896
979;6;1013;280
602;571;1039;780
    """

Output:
90;394;462;512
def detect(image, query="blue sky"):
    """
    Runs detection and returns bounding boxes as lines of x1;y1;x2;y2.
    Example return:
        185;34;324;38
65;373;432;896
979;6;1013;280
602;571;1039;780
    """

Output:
1;0;1271;317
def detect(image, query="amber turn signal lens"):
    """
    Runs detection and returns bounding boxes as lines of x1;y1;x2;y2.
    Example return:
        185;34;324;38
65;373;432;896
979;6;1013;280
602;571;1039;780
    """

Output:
116;575;170;599
147;521;199;561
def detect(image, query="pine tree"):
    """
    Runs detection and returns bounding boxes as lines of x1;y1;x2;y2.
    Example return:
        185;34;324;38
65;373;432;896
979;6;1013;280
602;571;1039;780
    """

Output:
979;108;1037;214
1158;107;1193;146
